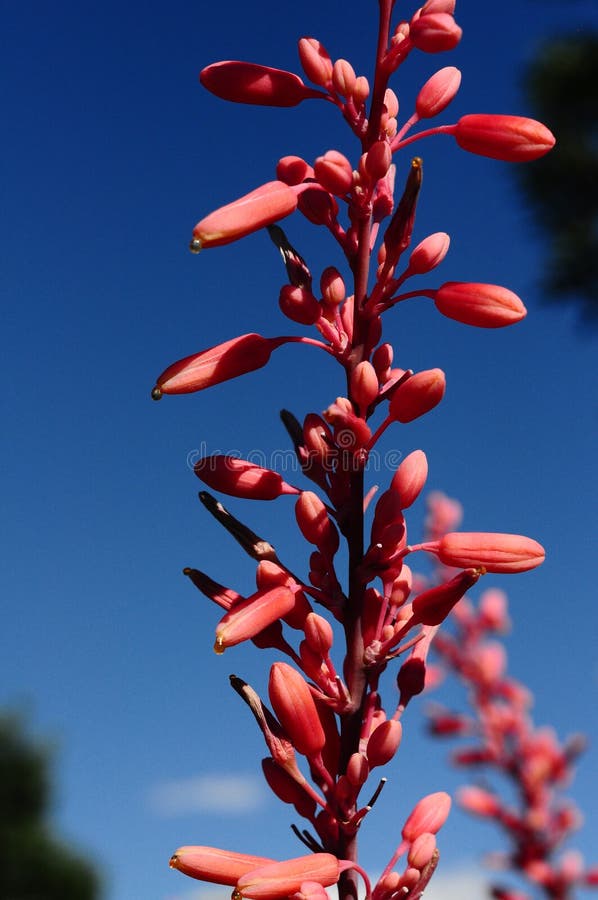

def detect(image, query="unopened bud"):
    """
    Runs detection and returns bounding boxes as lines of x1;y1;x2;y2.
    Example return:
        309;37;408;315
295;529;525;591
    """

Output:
295;491;340;556
279;284;321;325
332;59;356;96
169;846;274;884
214;586;296;652
410;13;462;53
351;361;379;411
454;114;556;162
415;66;461;118
408;232;450;275
435;281;527;328
436;532;545;573
314;150;354;197
269;662;326;757
401;791;452;842
391;450;429;508
366;719;403;767
195;456;298;501
277;156;314;185
388;369;446;423
235;854;340;900
408;832;437;869
298;37;334;87
200;61;318;107
192;182;298;249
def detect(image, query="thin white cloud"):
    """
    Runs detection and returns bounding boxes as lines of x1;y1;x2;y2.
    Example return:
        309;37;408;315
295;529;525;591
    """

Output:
149;772;266;817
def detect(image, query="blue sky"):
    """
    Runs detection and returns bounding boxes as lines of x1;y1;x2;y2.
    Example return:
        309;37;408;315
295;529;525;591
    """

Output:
2;1;598;899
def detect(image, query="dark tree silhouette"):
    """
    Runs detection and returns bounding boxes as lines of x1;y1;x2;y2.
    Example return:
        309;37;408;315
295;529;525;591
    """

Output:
516;32;598;324
0;712;100;900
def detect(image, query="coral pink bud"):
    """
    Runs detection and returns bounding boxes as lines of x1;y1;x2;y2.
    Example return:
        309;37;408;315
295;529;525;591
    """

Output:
277;156;314;186
191;181;298;250
295;491;340;556
457;786;500;818
435;281;527;328
411;568;483;627
366;719;403;767
314;150;354;197
397;869;420;891
303;414;336;464
298;38;334;87
303;612;334;657
421;0;456;13
153;333;277;397
401;792;452;842
298;187;339;226
372;342;393;381
391;449;429;508
261;758;315;817
292;881;331;900
390;566;413;607
479;588;510;632
384;88;399;118
332;59;356;97
279;284;321;325
235;854;340;900
408;832;437;869
397;657;426;705
365;141;392;181
195;456;298;501
346;752;369;787
415;66;461;118
269;662;326;757
170;846;274;884
200;61;318;107
454;114;556;162
214;585;296;652
388;369;446;423
436;532;545;573
475;640;507;683
353;76;370;104
410;14;462;53
320;267;346;306
409;232;450;275
351;361;379;411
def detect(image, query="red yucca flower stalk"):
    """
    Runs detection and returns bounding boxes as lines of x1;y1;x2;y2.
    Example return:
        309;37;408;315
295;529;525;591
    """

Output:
149;2;589;900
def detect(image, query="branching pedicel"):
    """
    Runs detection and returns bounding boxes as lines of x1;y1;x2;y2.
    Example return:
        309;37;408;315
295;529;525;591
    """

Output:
152;2;557;898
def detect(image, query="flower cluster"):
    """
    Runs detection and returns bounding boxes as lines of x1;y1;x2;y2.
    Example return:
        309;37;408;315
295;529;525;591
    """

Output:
152;2;557;899
424;493;598;900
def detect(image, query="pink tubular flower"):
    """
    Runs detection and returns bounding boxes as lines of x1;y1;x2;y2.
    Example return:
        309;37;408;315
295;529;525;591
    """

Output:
411;568;483;626
388;368;446;423
402;791;452;842
153;333;279;397
415;66;461;118
195;456;299;501
434;282;527;328
200;61;321;107
169;846;275;884
191;181;298;250
214;585;297;652
436;532;545;573
234;854;340;899
454;114;556;162
268;662;326;757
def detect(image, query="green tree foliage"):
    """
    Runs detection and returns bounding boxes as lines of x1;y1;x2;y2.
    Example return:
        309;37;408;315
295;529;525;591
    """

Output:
0;712;100;900
517;32;598;323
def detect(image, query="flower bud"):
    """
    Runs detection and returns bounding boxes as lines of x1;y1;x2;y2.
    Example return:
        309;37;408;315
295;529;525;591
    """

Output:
434;281;527;328
291;881;331;900
277;156;314;185
410;13;462;53
314;150;354;196
214;586;296;652
298;187;339;226
351;361;379;411
298;37;334;87
192;181;298;250
366;719;403;767
153;333;277;397
372;342;393;381
346;752;369;787
235;854;340;900
436;532;545;573
365;141;392;181
295;491;340;556
332;59;356;96
195;456;298;501
421;0;456;12
391;450;428;508
408;832;437;869
352;75;370;104
303;612;334;657
411;568;482;627
200;61;317;107
384;88;399;118
401;791;452;842
415;67;461;118
170;846;274;884
279;284;321;325
454;114;556;162
303;414;336;465
268;662;326;757
388;369;446;423
409;232;450;274
320;267;346;306
457;786;500;818
261;758;315;817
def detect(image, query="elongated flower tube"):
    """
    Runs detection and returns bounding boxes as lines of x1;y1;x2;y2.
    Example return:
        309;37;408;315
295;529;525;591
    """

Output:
454;114;556;162
200;61;322;107
191;181;298;250
388;369;446;423
434;282;527;328
401;792;452;843
234;854;341;900
170;846;275;884
295;491;339;556
195;456;299;501
214;586;296;653
434;532;545;573
268;662;325;757
153;333;280;397
410;568;483;626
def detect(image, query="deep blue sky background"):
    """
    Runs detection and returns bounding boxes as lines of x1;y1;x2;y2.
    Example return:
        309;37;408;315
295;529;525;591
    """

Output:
2;2;597;899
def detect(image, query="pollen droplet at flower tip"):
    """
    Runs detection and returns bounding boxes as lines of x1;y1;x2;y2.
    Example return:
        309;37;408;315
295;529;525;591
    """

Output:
151;386;163;401
189;238;202;254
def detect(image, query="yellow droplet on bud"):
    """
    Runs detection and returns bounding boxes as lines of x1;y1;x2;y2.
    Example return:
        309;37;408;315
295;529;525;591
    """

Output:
214;636;225;655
